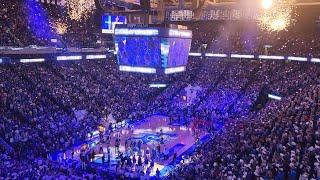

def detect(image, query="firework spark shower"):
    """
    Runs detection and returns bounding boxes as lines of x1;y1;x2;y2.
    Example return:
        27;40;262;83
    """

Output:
66;0;96;21
258;0;296;32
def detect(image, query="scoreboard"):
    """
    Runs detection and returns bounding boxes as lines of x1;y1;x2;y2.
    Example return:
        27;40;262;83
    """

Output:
114;25;192;74
102;15;127;34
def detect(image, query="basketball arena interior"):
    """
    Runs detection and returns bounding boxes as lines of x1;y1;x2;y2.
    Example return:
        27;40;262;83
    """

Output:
1;0;320;179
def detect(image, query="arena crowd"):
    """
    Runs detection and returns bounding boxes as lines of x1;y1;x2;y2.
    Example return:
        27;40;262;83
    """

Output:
0;0;320;179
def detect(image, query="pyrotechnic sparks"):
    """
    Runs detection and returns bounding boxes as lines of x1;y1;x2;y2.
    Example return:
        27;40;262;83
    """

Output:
258;0;296;32
53;21;68;35
262;0;273;10
66;0;95;21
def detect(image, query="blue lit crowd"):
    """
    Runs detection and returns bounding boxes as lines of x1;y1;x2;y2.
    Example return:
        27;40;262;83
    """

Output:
1;58;319;179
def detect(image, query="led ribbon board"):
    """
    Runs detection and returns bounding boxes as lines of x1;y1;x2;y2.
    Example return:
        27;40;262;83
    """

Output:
119;65;157;74
20;58;45;63
189;53;201;57
311;58;320;63
205;53;227;57
115;28;159;36
231;54;255;59
164;66;186;74
57;56;82;61
259;55;284;60
86;55;106;59
287;56;308;62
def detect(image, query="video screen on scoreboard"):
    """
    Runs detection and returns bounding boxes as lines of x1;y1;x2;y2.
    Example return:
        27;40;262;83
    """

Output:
161;38;192;68
115;36;161;67
102;15;127;34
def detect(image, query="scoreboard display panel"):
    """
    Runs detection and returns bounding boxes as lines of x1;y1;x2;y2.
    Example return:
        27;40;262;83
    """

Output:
114;25;192;73
161;38;192;68
102;15;127;34
115;36;161;67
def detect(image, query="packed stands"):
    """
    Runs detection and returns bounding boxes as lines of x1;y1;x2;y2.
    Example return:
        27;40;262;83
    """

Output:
1;0;320;179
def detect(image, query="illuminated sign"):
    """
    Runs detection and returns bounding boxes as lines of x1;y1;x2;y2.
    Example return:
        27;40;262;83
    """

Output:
268;94;282;101
189;52;201;57
149;84;167;88
259;55;284;60
168;29;192;38
311;58;320;63
20;58;45;63
115;28;159;36
102;15;127;34
11;48;24;50
287;56;308;62
57;56;82;61
164;66;186;74
86;55;107;59
166;10;194;21
231;54;255;59
206;53;227;58
119;65;157;74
